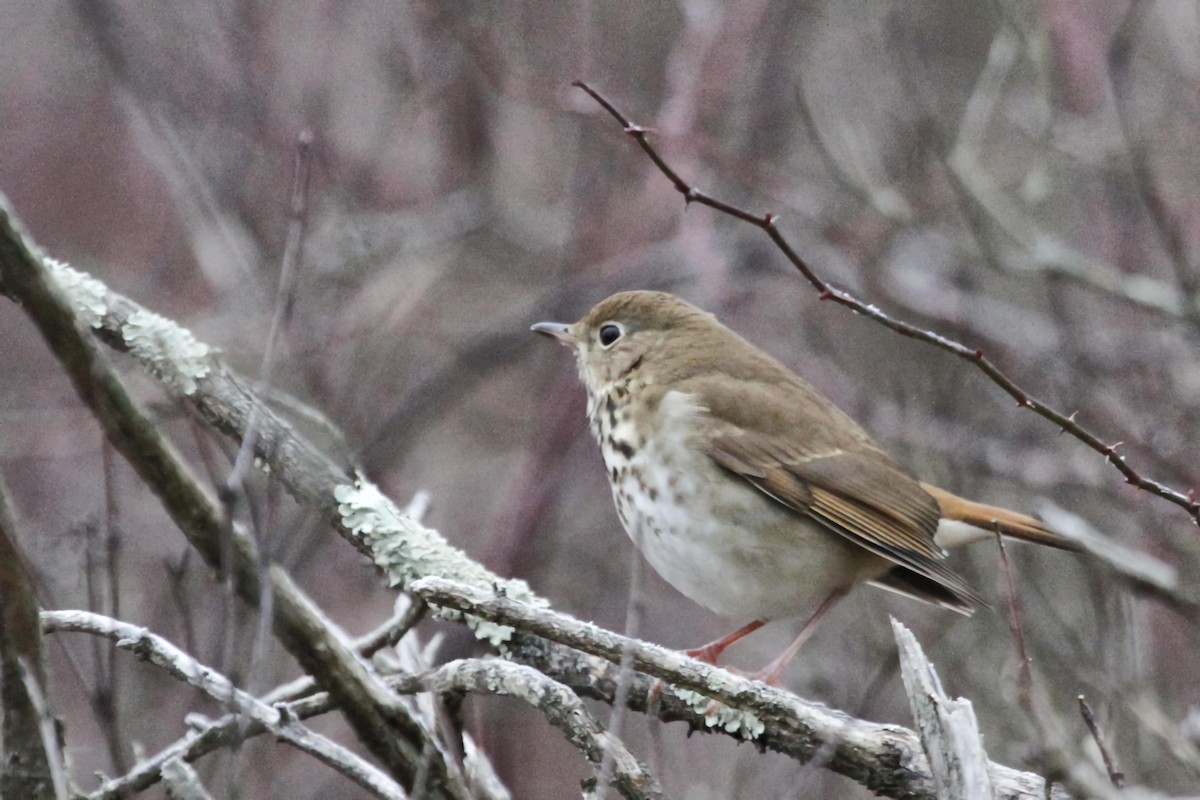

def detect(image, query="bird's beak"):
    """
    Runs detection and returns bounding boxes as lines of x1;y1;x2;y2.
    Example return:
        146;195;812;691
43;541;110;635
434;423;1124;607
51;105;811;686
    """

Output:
530;321;580;346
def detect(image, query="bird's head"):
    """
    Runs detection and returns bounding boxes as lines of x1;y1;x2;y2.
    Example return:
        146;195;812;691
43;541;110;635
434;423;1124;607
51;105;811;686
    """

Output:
531;290;720;395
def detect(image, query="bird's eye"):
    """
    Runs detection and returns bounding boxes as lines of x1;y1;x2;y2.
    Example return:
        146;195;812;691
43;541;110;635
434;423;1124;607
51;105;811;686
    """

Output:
598;323;622;347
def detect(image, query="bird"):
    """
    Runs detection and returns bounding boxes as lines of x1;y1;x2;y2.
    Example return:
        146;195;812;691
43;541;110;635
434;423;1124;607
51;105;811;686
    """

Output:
532;290;1079;684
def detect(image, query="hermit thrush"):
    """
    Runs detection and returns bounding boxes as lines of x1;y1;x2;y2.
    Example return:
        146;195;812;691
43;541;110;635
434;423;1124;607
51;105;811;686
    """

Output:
533;290;1078;684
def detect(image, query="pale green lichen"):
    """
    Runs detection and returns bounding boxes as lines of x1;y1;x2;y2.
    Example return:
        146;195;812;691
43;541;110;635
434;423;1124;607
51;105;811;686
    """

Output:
673;688;765;739
466;618;516;647
121;309;211;395
45;258;108;328
334;475;547;647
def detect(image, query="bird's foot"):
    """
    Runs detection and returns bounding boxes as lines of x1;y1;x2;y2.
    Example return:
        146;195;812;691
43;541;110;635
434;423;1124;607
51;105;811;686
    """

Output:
683;642;724;665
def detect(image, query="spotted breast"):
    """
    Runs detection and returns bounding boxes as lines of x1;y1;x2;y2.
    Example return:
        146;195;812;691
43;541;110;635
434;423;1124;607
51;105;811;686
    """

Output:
589;377;872;622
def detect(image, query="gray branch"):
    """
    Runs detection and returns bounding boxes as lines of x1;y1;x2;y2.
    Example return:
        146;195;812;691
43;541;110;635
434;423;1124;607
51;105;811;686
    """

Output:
893;619;996;800
43;610;410;800
412;576;1074;800
393;659;664;800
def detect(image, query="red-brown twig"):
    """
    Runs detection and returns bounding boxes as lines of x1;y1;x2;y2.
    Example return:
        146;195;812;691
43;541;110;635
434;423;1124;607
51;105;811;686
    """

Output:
572;80;1200;525
1078;694;1125;788
995;532;1034;718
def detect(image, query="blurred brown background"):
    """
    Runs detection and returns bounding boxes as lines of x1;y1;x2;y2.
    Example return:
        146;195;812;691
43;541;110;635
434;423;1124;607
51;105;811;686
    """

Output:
2;1;1198;797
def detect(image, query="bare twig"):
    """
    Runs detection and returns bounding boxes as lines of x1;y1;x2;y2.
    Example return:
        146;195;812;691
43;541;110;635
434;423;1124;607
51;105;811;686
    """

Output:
359;597;430;660
571;81;1200;525
159;756;214;800
996;531;1034;718
1078;695;1125;789
398;659;663;800
42;610;409;800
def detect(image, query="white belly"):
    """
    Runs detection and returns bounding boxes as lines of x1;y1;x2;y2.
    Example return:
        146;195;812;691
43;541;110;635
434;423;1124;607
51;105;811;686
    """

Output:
604;391;877;621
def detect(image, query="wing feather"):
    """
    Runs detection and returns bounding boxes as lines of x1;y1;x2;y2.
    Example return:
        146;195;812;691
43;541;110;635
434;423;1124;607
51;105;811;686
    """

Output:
708;430;984;608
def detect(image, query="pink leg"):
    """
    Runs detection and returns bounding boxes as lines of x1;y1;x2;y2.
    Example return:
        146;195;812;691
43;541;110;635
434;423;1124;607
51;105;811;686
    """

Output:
750;588;847;685
685;619;767;665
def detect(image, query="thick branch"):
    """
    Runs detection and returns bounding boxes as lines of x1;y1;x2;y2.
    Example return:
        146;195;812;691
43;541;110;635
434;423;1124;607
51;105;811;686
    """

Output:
413;576;1072;800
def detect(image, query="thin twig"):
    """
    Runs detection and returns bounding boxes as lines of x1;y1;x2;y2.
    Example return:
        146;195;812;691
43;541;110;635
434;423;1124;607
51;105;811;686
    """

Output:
571;81;1200;525
17;658;68;800
401;660;664;800
42;610;409;800
595;525;647;797
1078;695;1125;789
995;531;1034;719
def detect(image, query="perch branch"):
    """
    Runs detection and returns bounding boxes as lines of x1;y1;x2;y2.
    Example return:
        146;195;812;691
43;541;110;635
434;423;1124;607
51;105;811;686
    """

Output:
413;576;1073;800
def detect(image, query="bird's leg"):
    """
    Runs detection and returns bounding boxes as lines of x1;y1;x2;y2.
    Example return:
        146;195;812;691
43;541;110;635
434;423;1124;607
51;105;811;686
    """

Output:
685;619;767;665
747;588;847;685
646;619;768;710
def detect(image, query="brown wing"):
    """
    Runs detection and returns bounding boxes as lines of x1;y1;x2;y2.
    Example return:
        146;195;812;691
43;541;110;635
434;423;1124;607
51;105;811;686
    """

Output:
708;429;985;610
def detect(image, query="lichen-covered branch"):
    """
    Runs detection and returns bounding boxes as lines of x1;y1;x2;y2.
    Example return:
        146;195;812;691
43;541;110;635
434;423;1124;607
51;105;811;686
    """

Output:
0;196;467;798
413;576;1075;800
392;659;664;800
4;238;546;616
